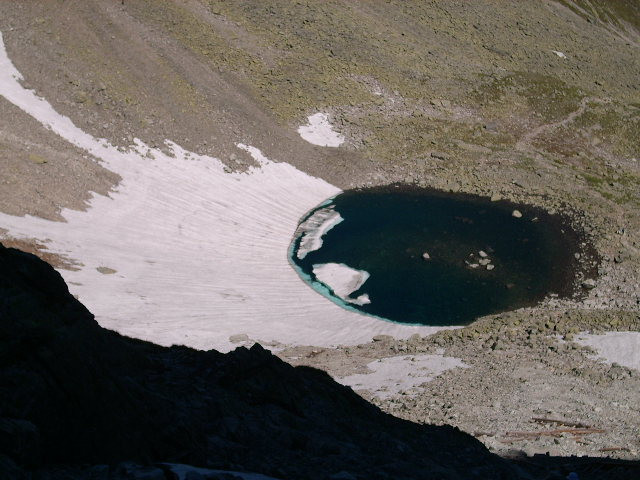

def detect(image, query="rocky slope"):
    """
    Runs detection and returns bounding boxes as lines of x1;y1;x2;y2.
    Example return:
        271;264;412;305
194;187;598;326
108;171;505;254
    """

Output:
0;1;638;477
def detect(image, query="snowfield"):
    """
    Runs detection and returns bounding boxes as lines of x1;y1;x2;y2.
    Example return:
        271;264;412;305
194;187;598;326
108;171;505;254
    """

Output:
297;112;345;147
0;31;445;352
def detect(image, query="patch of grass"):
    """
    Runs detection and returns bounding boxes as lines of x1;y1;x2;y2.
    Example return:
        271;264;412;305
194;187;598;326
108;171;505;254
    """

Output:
573;103;640;158
472;72;585;123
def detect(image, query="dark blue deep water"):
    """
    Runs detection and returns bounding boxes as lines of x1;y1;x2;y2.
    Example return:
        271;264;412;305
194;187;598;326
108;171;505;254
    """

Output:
290;185;595;326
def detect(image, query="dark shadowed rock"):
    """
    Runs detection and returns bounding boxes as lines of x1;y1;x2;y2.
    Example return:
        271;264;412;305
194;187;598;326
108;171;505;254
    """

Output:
0;242;515;479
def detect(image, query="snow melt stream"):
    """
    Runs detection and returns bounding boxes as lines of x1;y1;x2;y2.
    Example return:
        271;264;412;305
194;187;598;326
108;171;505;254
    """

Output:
0;31;445;352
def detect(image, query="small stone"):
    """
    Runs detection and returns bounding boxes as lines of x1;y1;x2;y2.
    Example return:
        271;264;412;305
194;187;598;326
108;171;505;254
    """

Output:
28;153;47;164
478;250;488;258
373;334;394;342
582;279;597;290
486;264;495;271
468;263;479;269
96;266;117;275
422;252;431;260
479;258;490;266
512;209;523;218
490;193;502;202
229;333;249;343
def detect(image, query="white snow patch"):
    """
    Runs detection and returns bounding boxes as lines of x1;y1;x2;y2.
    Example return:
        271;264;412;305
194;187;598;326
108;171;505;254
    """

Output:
165;464;281;480
339;354;468;399
576;332;640;371
297;112;344;147
312;263;371;305
552;50;567;59
295;206;343;259
0;31;447;352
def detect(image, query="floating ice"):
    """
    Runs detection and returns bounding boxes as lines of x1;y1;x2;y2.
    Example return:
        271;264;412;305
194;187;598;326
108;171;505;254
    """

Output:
312;263;371;305
297;112;344;147
295;207;344;259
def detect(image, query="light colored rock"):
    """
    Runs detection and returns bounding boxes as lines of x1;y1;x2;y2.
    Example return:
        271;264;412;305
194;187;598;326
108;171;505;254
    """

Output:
512;210;522;218
229;334;249;343
372;334;394;343
422;252;431;260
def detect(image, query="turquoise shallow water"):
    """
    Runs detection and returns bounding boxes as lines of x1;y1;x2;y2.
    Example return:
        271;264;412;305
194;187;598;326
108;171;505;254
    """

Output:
290;185;594;327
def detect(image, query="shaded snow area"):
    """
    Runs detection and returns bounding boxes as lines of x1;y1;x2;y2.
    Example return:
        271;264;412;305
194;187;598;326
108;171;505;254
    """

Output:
338;354;468;399
312;263;371;305
295;206;343;259
166;464;281;480
297;112;344;147
576;332;640;371
0;31;445;351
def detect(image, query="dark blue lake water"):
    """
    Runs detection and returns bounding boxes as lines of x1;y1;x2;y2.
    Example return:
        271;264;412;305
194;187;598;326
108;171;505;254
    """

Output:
289;185;594;326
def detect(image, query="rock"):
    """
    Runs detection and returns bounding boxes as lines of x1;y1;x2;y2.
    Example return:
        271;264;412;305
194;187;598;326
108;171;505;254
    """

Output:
0;455;25;480
330;472;357;480
96;266;117;275
422;252;431;260
486;264;495;271
229;333;250;343
479;259;490;266
0;418;40;466
185;472;207;480
490;194;502;202
117;464;165;480
512;210;522;218
478;251;488;258
582;279;597;290
85;465;110;480
372;334;394;343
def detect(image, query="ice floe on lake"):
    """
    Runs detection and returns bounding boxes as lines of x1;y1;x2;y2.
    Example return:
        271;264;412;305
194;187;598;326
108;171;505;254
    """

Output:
0;31;447;352
297;112;344;147
312;263;371;306
295;206;343;260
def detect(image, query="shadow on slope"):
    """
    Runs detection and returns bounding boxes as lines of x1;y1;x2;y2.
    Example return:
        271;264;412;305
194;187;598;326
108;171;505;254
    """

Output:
0;242;638;480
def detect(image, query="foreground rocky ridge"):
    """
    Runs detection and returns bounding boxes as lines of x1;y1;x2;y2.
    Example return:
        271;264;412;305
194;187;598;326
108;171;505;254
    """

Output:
0;242;518;479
